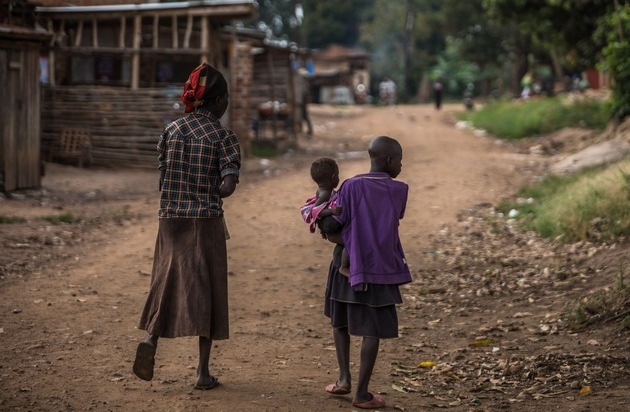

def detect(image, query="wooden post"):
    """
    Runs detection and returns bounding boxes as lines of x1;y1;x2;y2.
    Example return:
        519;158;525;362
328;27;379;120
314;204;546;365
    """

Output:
613;0;624;41
75;20;83;47
119;16;126;48
47;51;56;87
47;19;56;87
200;16;209;63
152;14;159;49
184;14;193;49
92;18;98;48
266;51;278;140
172;15;178;49
208;25;222;67
288;53;296;139
131;15;141;90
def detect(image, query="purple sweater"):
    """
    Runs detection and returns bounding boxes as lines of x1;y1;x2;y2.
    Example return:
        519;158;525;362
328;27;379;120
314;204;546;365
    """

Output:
334;172;412;289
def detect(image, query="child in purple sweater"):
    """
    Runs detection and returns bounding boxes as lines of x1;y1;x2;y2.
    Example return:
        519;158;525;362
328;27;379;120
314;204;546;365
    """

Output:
320;136;411;409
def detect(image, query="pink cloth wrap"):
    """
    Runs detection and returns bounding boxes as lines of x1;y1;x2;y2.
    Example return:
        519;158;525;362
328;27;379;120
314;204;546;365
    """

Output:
300;191;338;233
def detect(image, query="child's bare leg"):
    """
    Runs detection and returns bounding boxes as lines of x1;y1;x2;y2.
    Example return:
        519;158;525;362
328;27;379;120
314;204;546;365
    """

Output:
353;337;380;403
338;248;350;276
195;336;219;390
332;326;351;389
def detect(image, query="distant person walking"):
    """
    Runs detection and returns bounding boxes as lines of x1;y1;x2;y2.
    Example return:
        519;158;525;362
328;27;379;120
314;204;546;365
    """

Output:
133;63;241;390
379;78;397;106
433;79;443;110
300;73;314;136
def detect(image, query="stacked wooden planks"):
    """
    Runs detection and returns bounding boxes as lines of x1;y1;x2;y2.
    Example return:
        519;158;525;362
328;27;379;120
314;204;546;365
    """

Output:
42;85;182;168
251;51;296;141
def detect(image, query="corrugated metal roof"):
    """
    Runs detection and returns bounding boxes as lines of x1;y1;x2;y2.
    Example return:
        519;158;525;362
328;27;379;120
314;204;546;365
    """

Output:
36;0;255;14
0;24;52;41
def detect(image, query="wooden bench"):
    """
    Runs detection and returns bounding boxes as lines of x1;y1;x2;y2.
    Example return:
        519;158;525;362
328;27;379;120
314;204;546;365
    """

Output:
49;129;92;168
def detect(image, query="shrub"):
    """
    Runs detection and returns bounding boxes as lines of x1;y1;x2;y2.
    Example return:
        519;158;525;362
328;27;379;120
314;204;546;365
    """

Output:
42;212;81;225
0;215;27;224
500;159;630;242
596;4;630;120
462;97;610;139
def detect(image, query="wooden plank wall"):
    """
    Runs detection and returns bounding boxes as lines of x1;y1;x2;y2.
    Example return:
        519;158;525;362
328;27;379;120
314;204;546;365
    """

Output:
0;44;42;191
41;86;183;168
251;51;292;122
0;49;9;191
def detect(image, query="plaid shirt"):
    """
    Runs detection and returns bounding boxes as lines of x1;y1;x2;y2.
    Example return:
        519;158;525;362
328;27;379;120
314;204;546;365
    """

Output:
158;109;240;218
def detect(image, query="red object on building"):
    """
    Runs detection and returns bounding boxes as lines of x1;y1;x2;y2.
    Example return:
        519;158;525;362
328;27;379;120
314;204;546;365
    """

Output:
586;69;600;89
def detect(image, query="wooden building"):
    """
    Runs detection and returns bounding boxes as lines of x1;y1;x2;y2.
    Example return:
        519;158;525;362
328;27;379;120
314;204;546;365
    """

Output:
35;0;257;167
310;44;370;105
1;4;51;191
222;27;308;142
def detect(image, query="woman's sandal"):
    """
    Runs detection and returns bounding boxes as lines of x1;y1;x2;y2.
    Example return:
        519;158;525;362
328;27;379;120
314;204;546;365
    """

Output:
352;393;385;409
133;341;156;381
325;382;351;395
194;375;220;390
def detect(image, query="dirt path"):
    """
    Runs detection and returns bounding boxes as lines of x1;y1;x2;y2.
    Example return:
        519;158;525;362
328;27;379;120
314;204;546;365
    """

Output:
1;104;627;411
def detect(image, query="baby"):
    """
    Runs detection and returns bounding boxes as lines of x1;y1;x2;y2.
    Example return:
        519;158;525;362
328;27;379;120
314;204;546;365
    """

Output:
300;157;350;275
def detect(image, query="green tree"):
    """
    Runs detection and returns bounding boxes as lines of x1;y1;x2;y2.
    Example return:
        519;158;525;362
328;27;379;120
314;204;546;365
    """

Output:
596;2;630;120
431;38;480;97
482;0;618;95
360;0;445;101
360;0;407;96
441;0;511;96
302;0;374;48
251;0;296;40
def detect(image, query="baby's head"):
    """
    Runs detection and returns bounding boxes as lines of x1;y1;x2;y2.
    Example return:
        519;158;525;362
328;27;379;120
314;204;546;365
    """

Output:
310;157;340;189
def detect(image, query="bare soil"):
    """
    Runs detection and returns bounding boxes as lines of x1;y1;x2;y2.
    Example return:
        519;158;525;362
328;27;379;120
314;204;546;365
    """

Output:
0;104;628;411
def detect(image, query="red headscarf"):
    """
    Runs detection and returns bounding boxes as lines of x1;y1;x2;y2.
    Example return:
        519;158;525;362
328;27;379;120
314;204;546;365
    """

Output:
182;63;210;113
181;63;229;113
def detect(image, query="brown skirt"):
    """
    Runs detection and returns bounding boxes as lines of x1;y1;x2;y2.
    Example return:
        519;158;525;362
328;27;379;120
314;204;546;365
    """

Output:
138;218;229;339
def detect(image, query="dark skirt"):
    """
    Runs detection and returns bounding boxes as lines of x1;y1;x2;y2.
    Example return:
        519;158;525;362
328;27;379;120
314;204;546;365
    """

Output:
138;218;229;339
324;245;402;339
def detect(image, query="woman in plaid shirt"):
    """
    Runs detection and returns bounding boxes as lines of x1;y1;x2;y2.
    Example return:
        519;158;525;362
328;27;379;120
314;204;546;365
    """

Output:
134;63;240;390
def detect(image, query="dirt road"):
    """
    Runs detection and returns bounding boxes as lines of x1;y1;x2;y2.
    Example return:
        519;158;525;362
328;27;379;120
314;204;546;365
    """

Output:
1;104;627;411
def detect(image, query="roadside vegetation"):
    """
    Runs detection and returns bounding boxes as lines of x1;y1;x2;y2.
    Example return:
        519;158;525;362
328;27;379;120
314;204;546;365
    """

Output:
42;212;81;225
460;96;610;139
0;215;27;224
496;158;629;331
564;264;629;330
497;158;630;243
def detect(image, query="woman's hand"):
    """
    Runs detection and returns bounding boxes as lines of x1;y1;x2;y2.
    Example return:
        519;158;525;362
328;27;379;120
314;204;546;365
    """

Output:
219;174;238;198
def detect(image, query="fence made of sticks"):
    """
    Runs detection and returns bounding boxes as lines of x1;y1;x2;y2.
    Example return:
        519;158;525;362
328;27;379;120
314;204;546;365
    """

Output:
42;86;183;168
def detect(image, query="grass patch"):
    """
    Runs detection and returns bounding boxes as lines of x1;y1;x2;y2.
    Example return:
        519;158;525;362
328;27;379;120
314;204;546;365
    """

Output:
498;158;630;242
564;264;630;330
461;96;610;139
85;205;137;226
251;140;282;158
0;214;27;224
42;212;81;225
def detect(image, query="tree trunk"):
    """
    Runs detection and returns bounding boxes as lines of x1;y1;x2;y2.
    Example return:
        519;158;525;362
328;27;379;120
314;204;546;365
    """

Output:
549;47;564;93
403;0;414;101
511;34;530;97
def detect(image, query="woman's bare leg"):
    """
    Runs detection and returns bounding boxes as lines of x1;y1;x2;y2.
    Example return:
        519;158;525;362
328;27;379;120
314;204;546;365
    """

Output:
195;336;220;389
